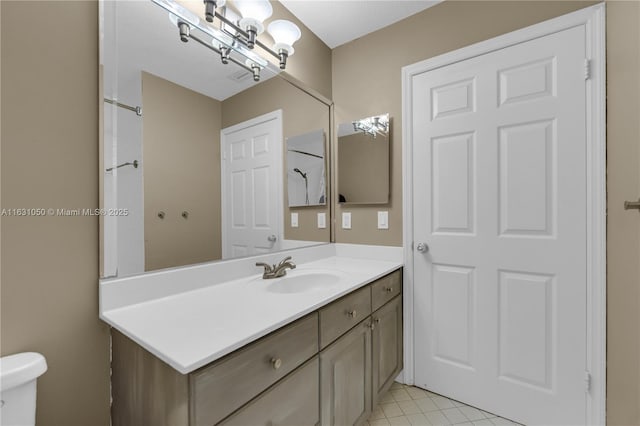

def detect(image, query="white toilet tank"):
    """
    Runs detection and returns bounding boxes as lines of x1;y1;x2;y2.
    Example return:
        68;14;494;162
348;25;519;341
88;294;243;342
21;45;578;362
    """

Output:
0;352;47;426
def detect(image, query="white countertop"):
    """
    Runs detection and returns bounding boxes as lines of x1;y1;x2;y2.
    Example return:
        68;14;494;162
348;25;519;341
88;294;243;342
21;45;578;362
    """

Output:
100;245;403;374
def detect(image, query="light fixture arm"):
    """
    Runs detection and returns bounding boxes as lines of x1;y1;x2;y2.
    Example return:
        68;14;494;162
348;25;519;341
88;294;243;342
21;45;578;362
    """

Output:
178;21;190;42
189;33;258;77
250;63;261;81
213;9;284;63
203;0;216;22
277;49;288;70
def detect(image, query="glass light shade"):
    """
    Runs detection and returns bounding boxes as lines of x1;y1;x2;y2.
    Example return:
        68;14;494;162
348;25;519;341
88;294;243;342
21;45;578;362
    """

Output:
267;20;301;54
233;0;272;22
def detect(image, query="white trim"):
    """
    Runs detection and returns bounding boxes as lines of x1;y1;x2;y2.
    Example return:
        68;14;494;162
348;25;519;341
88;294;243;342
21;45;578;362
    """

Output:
401;66;416;386
220;109;284;259
401;4;606;424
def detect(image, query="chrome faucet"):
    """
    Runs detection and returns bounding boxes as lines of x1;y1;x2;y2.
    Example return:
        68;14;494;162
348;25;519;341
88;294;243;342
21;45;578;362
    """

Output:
256;256;296;279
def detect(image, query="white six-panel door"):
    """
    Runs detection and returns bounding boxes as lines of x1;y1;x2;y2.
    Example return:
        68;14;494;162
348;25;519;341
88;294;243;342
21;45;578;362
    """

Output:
412;26;587;425
221;110;283;259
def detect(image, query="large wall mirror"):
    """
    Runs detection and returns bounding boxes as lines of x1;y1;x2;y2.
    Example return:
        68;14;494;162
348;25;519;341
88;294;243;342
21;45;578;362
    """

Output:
101;0;331;278
337;114;390;204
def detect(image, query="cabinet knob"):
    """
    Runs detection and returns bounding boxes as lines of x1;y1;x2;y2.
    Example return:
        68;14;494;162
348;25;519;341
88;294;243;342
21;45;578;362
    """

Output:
384;286;393;293
270;358;282;370
375;318;381;324
347;310;357;318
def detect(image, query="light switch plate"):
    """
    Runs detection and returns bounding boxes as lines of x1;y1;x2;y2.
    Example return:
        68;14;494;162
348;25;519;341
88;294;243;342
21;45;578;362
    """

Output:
291;212;299;228
377;211;389;230
317;212;326;229
342;212;352;229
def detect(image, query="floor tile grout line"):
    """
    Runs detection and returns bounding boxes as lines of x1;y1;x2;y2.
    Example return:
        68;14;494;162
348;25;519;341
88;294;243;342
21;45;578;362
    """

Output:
370;382;520;426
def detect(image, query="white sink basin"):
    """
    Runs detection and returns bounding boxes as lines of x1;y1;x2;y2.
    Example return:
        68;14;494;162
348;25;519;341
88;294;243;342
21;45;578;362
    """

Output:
265;270;344;294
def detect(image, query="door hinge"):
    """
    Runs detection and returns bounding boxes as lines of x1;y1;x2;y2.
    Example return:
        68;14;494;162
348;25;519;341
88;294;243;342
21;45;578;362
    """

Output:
584;59;591;80
584;371;591;393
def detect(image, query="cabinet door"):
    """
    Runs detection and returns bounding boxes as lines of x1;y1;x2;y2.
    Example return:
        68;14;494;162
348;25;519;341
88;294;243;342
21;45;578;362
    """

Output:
372;296;403;407
320;320;372;426
219;357;319;426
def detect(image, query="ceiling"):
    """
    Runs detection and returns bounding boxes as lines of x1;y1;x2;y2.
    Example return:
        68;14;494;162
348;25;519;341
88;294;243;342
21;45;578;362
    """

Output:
279;0;443;49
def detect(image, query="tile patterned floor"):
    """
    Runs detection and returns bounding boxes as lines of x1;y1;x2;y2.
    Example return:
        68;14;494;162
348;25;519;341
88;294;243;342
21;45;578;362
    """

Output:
367;382;523;426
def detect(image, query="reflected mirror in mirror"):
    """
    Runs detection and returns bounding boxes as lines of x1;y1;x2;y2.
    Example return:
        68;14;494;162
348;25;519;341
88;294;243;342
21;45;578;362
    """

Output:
287;129;326;207
337;113;390;204
101;0;331;278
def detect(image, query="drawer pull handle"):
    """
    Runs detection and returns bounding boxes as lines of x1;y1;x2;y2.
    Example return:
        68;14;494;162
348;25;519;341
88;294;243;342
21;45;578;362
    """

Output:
271;358;282;370
384;287;393;293
368;322;376;330
347;310;357;318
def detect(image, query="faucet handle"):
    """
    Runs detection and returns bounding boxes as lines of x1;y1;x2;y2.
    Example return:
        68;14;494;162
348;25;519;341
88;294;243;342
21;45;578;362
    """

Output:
277;256;292;266
256;262;273;273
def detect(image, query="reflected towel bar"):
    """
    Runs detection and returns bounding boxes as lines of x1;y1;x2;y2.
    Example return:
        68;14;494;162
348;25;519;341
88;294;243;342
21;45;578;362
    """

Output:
624;198;640;210
106;160;139;172
104;98;142;117
287;149;323;159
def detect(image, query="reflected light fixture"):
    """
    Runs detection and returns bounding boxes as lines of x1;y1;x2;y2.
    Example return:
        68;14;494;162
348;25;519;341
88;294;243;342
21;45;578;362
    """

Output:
153;0;301;82
353;114;390;139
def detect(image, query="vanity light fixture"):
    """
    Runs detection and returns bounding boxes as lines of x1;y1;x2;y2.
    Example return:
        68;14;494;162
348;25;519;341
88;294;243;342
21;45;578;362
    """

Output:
267;20;301;69
203;0;226;23
153;0;301;82
234;0;273;48
352;114;390;139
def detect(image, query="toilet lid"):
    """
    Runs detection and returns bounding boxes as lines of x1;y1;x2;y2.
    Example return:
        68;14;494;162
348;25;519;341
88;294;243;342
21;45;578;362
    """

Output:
0;352;47;392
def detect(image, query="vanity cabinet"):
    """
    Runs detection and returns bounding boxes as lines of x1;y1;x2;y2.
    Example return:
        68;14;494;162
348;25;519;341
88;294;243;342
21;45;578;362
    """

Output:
319;270;402;426
372;296;403;408
219;357;320;426
192;314;319;425
320;320;372;425
111;268;402;426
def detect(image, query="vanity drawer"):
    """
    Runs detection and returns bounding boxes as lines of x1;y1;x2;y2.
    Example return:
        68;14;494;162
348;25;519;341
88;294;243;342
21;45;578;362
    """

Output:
219;357;319;426
319;285;371;349
190;313;318;426
371;269;402;312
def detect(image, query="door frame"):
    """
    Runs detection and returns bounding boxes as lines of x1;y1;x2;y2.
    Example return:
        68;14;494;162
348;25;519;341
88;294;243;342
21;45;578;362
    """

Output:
220;109;284;259
401;4;606;424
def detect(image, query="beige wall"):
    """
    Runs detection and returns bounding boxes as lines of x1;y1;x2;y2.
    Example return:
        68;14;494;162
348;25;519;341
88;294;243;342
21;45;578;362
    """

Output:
269;1;332;99
0;2;111;426
222;77;331;243
333;1;639;423
338;131;389;204
332;0;596;245
606;2;640;424
142;72;222;270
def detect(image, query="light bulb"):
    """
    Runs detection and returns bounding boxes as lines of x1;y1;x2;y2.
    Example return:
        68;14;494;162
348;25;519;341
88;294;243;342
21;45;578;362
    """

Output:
267;20;301;55
234;0;272;35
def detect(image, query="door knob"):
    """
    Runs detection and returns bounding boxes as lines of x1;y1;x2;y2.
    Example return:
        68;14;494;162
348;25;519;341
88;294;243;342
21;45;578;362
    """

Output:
267;234;277;242
416;242;429;253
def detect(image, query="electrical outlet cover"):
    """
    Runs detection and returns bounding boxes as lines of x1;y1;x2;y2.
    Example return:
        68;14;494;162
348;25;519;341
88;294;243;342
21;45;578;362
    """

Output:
342;212;351;229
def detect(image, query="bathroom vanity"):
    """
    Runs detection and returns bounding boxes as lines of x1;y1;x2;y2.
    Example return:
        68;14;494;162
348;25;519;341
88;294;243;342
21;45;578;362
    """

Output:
108;265;402;426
